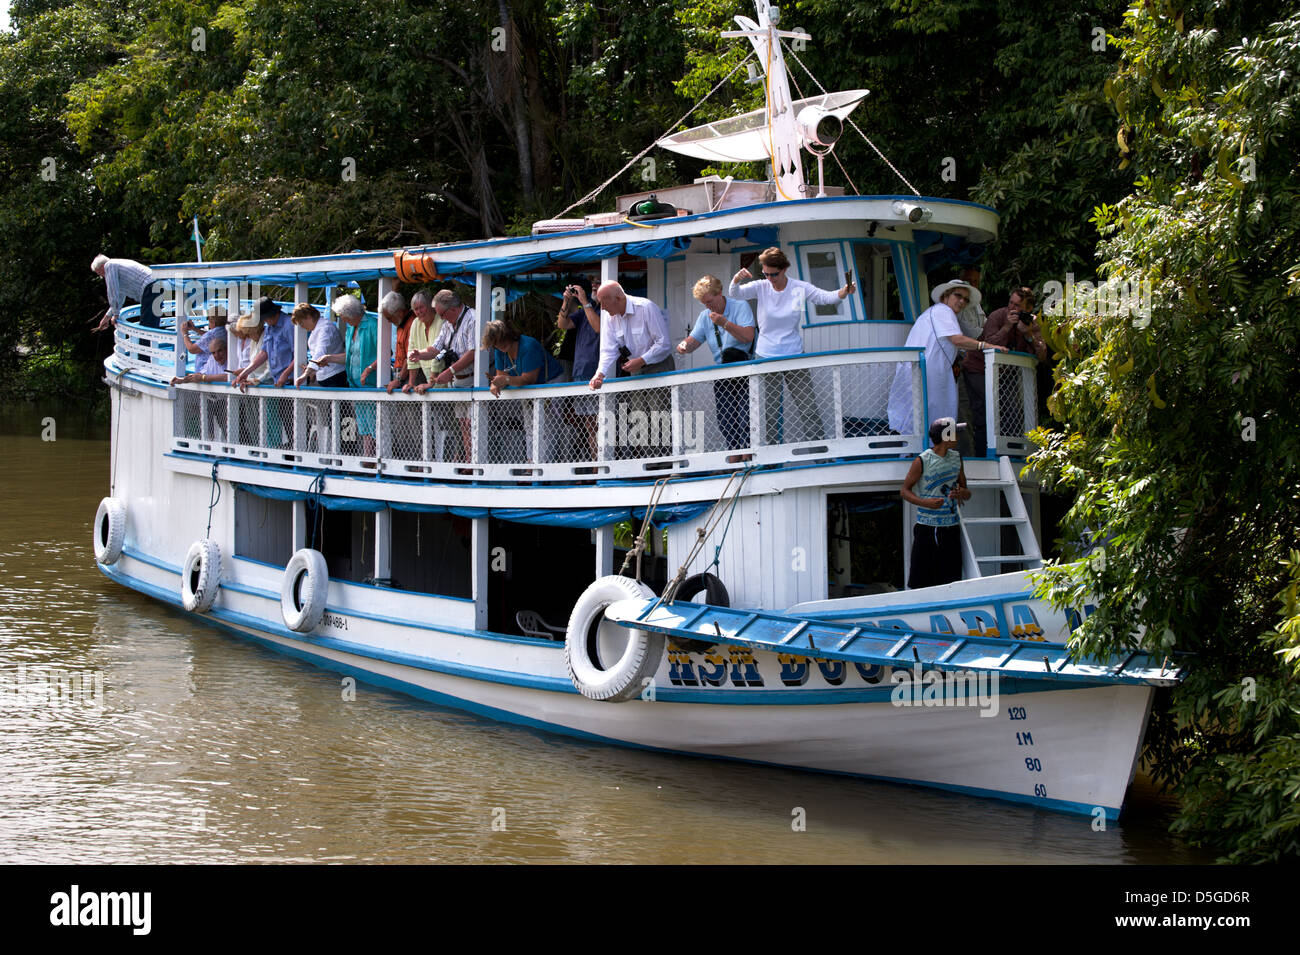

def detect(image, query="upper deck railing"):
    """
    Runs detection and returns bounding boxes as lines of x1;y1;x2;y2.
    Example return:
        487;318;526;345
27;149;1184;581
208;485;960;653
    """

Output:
111;316;1036;483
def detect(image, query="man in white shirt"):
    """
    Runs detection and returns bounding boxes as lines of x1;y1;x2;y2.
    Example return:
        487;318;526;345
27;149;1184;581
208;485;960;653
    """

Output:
587;282;675;458
587;282;673;388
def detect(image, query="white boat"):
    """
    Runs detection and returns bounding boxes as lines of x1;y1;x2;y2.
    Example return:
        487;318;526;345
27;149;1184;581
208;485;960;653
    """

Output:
93;1;1179;819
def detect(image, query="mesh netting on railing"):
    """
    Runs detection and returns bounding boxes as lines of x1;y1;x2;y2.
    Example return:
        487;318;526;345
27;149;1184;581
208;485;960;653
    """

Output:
995;361;1033;444
169;351;945;477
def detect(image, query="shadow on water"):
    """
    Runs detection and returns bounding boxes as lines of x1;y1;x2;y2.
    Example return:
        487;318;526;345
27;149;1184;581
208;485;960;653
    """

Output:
0;402;1211;863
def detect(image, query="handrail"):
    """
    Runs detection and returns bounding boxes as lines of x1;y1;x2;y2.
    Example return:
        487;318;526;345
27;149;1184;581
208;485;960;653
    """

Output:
167;348;931;483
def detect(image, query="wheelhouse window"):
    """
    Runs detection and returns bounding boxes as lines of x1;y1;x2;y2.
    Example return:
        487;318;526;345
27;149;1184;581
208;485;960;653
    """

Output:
796;243;851;323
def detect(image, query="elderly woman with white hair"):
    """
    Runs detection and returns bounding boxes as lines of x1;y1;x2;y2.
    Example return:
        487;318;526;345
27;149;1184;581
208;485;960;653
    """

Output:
331;293;378;456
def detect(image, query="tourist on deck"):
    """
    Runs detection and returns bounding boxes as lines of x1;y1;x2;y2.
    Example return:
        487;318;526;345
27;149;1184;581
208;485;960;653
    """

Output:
729;247;853;445
677;274;755;458
179;307;228;357
885;279;1008;436
290;303;347;387
406;290;446;393
366;291;416;394
421;289;478;388
230;312;272;391
588;281;673;388
482;320;567;463
588;281;674;458
233;297;296;389
328;294;378;457
483;320;567;396
92;254;165;330
411;289;477;461
900;417;971;589
557;278;601;458
170;329;229;385
960;286;1047;456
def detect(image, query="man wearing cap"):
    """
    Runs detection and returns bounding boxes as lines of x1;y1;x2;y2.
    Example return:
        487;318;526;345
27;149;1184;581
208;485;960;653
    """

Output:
900;417;971;589
886;279;1008;436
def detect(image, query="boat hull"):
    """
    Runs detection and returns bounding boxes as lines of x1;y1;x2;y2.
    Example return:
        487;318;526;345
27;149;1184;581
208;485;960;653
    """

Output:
101;550;1153;819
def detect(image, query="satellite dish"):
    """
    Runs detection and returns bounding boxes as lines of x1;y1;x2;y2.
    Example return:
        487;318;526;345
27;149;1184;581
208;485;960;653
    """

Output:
657;89;868;164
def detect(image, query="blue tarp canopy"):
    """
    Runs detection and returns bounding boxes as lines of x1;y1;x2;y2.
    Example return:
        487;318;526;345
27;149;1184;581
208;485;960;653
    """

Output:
236;483;711;527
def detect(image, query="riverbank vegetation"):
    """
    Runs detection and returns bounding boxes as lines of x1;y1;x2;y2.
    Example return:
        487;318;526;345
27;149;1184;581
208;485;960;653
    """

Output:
1;0;1296;859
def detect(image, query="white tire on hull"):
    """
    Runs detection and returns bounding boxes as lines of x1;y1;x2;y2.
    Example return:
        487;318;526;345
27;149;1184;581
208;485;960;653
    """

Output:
93;497;127;565
281;548;329;633
181;538;222;613
565;575;663;702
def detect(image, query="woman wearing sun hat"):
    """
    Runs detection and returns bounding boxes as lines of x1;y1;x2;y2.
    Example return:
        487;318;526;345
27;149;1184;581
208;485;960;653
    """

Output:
885;279;1008;436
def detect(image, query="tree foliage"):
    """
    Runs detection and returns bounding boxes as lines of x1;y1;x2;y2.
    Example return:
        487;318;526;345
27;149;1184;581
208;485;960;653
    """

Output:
1030;1;1300;862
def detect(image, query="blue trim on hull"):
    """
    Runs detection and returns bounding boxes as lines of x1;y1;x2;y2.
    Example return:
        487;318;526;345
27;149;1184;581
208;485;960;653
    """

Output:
98;560;1123;819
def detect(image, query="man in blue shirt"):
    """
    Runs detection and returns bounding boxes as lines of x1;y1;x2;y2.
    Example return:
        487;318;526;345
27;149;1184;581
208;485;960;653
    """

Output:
676;274;755;456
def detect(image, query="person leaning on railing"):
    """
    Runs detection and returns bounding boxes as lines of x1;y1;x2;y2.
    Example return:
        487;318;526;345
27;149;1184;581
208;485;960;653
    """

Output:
728;246;853;445
366;290;416;394
170;328;228;385
959;286;1047;457
290;303;347;387
482;320;568;396
677;273;756;461
406;290;446;394
331;294;378;457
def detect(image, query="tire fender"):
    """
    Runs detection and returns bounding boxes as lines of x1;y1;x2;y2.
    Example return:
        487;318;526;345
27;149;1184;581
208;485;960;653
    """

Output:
181;538;222;613
281;548;329;633
93;497;127;565
565;575;663;703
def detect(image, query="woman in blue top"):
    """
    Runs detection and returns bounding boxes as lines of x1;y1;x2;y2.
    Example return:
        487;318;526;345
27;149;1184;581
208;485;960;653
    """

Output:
482;320;567;463
483;321;566;395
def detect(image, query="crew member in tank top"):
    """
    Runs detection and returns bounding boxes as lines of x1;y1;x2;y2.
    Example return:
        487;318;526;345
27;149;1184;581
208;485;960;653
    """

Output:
900;417;971;589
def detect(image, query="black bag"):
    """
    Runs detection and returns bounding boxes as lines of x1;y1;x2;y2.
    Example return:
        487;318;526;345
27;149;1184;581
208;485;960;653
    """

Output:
714;321;754;364
615;345;632;377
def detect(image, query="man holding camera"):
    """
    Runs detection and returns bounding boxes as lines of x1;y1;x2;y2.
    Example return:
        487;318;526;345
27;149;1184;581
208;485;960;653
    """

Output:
960;286;1047;456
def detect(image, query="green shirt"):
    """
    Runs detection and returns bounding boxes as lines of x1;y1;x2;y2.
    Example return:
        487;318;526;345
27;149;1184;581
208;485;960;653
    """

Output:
344;315;378;387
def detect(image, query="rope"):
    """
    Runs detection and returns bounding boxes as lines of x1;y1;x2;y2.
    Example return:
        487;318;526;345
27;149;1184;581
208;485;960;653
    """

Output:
783;41;921;197
306;470;328;551
782;50;861;197
655;465;755;610
551;53;755;220
204;458;221;540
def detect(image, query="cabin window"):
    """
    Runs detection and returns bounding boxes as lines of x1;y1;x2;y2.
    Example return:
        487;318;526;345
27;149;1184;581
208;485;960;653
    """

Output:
234;489;293;566
826;492;904;596
851;242;902;321
796;243;851;323
389;512;472;599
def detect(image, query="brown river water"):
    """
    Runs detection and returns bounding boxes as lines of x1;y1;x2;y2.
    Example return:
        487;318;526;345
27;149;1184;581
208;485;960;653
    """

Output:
0;401;1207;864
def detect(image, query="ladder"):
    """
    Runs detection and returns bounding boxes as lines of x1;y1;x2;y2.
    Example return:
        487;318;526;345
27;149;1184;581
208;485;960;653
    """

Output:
959;456;1043;579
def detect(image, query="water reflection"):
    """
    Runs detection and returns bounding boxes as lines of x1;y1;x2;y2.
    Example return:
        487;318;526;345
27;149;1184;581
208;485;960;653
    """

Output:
0;404;1205;863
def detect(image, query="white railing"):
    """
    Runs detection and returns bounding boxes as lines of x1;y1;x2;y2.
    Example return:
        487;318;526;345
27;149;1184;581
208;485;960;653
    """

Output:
985;349;1038;457
167;349;929;482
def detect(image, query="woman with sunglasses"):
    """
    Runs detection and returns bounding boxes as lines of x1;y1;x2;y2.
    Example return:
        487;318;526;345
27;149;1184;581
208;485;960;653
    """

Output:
886;279;1008;437
729;247;854;444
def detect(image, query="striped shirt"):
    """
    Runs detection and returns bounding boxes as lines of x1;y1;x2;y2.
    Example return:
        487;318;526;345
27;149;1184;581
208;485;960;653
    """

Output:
104;258;153;318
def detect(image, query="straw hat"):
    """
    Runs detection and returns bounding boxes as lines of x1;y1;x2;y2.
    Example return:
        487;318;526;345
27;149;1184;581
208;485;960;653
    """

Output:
930;279;981;308
234;311;262;332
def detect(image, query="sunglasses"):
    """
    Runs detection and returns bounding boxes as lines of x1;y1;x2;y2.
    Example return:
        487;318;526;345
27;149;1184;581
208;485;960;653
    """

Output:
762;270;782;277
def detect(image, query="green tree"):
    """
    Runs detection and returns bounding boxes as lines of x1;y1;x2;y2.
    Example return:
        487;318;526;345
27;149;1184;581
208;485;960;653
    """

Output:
1030;1;1300;862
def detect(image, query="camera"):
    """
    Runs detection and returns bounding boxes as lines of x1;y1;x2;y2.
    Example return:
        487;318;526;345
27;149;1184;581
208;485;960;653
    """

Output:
1011;309;1034;328
435;348;459;366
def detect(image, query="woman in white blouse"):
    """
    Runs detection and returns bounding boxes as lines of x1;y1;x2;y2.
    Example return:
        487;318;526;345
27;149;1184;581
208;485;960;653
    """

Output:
729;247;855;444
